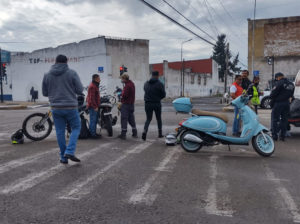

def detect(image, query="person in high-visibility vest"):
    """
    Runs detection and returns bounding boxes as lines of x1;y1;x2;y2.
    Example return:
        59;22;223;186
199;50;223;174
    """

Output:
248;76;263;114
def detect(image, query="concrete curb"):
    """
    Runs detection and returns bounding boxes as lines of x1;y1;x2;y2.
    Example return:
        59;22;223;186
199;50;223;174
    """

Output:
222;106;234;112
0;105;27;110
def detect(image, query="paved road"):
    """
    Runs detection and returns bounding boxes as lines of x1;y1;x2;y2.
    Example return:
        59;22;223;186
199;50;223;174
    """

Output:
1;99;300;224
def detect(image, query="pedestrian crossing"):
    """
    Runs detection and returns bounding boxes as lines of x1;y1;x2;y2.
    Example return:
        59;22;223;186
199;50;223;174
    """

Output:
0;139;300;223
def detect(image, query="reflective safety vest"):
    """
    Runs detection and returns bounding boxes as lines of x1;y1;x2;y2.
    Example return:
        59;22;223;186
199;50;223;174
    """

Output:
251;86;260;105
232;82;243;97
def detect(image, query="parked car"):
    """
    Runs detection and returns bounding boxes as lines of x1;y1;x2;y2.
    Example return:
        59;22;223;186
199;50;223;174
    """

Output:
260;90;271;109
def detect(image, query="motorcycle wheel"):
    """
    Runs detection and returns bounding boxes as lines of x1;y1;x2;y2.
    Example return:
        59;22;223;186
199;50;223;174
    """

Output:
22;113;53;141
252;133;275;157
180;130;202;153
105;116;113;137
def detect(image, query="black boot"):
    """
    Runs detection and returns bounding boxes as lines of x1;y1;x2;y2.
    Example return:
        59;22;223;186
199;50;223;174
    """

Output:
158;130;163;138
142;132;147;141
132;129;138;138
118;131;126;140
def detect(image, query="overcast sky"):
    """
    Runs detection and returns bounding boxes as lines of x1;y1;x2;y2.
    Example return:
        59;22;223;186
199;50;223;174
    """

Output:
0;0;299;67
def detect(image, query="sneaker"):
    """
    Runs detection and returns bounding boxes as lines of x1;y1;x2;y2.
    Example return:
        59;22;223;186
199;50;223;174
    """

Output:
90;134;102;139
279;136;285;141
60;160;68;164
64;154;81;162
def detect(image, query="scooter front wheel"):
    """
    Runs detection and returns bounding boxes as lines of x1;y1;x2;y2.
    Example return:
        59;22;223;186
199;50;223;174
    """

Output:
252;133;275;157
180;130;202;153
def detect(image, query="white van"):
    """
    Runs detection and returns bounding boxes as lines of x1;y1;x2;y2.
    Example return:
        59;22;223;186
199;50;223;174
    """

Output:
294;70;300;99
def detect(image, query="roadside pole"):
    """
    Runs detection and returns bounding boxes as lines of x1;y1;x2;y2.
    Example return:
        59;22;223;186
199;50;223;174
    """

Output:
224;43;229;94
0;47;3;103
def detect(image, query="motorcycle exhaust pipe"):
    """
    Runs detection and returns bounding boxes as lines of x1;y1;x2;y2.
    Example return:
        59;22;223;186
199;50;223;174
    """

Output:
183;134;203;143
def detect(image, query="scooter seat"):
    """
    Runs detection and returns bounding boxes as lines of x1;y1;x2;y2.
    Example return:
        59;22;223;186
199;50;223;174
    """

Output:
191;109;229;123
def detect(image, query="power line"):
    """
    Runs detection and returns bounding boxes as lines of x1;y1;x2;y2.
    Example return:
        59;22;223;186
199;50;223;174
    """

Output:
200;0;220;36
138;0;215;46
161;0;217;42
184;0;218;38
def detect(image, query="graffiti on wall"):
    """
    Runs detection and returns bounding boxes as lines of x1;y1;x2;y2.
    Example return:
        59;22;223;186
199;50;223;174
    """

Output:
28;57;81;64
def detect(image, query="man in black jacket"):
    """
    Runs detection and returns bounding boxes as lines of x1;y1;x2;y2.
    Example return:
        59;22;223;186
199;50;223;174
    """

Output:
142;71;166;141
270;72;295;141
241;70;252;91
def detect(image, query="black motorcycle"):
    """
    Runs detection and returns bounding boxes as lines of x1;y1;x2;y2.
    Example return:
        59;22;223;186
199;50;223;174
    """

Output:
97;95;117;137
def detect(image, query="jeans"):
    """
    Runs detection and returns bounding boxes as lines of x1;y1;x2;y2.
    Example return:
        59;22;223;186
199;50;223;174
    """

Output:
52;109;81;161
271;101;290;139
143;102;162;133
89;108;98;136
121;104;137;134
232;106;240;135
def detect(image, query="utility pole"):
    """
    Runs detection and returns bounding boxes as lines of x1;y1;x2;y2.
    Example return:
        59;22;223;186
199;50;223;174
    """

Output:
180;38;192;96
0;47;3;103
224;43;229;94
251;0;257;76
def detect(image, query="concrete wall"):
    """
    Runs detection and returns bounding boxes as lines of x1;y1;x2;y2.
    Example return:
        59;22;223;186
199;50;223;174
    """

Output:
105;38;149;100
7;37;149;101
163;60;223;98
248;16;300;88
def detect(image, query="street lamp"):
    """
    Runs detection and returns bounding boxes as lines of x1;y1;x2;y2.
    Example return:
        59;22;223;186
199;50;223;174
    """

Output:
180;38;192;96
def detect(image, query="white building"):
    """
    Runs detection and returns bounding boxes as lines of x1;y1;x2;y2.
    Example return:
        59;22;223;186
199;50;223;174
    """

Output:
6;36;149;101
151;59;224;97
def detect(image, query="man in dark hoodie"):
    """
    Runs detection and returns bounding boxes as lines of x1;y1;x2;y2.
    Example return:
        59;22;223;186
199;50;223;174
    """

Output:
118;74;137;140
142;71;166;141
42;55;84;164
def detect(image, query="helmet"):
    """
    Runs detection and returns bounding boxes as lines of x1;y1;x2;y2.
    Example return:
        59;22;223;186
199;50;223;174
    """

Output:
11;129;24;144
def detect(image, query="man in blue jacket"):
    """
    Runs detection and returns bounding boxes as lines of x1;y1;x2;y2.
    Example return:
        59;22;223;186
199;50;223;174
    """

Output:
142;71;166;141
42;55;84;164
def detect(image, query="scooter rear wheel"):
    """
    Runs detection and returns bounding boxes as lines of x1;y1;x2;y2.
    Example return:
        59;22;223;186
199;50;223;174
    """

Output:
180;130;202;153
252;133;275;157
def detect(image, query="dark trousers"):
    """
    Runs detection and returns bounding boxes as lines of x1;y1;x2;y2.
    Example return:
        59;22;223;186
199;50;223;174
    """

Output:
121;104;136;134
143;102;162;133
271;101;290;138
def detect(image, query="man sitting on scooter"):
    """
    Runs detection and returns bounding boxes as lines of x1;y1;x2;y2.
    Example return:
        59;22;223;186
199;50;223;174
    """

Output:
230;75;243;136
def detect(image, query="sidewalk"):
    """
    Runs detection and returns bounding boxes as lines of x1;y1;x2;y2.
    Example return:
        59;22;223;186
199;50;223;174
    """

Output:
0;101;48;110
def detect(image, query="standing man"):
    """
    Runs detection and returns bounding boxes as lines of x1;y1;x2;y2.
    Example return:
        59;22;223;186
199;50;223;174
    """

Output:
142;71;166;141
86;74;101;139
248;76;263;114
241;70;251;91
230;75;243;136
118;74;137;140
270;72;295;141
42;55;84;163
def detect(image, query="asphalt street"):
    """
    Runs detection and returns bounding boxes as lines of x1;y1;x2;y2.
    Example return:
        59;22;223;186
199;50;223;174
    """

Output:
1;97;300;224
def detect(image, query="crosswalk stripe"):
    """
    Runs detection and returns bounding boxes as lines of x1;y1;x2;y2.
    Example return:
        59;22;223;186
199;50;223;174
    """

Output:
204;155;234;217
58;141;153;200
0;148;58;174
128;146;180;205
264;161;300;223
0;143;113;195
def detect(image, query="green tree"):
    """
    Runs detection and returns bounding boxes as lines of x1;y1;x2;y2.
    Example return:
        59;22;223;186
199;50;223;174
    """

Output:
212;34;241;81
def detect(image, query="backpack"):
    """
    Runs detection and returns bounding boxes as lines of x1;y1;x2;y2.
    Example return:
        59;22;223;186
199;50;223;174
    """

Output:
78;117;90;139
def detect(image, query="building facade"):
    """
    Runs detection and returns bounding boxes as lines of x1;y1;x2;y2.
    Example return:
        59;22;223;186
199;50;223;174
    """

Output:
248;16;300;88
151;59;223;97
6;37;149;101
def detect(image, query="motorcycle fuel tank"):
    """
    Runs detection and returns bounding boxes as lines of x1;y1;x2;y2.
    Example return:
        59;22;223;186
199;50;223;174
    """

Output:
182;116;227;134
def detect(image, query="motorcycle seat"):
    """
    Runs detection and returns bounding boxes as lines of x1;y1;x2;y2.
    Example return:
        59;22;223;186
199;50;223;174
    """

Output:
191;109;229;123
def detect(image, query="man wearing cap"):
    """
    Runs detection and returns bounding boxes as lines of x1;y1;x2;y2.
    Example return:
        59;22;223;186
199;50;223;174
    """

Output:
118;74;137;140
142;71;166;141
270;72;295;141
42;54;84;163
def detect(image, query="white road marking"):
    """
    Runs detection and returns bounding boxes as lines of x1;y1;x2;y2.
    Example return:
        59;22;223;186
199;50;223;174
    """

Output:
0;148;58;174
205;155;234;217
128;146;180;205
0;143;113;195
58;142;153;200
264;161;300;223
